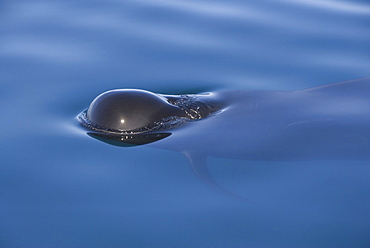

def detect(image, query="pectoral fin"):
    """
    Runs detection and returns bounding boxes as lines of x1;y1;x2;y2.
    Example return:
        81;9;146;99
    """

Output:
183;151;251;202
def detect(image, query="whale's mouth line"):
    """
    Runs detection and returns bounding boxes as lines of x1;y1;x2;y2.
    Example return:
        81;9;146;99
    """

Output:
86;131;173;146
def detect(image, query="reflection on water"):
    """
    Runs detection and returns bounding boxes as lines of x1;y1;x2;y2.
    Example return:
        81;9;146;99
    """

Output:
1;0;369;247
283;0;370;14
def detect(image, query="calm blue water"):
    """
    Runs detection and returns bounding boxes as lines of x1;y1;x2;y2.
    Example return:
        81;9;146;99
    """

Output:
1;0;370;247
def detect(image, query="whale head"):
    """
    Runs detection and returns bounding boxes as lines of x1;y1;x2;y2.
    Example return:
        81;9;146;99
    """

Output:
78;89;215;145
85;89;188;132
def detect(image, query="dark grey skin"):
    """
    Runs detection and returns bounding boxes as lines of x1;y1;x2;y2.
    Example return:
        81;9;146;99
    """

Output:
86;89;188;132
79;88;220;145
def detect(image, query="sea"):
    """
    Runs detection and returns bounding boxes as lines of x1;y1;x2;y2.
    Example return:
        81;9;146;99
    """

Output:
1;0;369;247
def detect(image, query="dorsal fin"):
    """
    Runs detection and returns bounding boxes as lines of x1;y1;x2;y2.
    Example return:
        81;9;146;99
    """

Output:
183;151;252;203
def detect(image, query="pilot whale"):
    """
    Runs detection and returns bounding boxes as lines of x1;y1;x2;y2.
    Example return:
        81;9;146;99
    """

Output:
78;77;370;198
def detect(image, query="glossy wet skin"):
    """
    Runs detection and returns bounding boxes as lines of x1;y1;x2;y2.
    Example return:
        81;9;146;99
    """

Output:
79;89;218;145
86;89;188;132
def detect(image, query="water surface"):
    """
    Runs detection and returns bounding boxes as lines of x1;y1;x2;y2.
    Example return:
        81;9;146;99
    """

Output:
1;0;369;247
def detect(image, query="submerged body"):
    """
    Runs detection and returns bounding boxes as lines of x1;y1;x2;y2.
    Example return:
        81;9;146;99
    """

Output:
152;78;370;161
80;78;370;161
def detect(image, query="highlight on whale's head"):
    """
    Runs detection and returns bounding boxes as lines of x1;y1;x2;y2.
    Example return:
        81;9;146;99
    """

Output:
78;89;217;145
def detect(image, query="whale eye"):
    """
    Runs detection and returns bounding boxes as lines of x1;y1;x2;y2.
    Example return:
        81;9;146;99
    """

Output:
86;89;186;132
